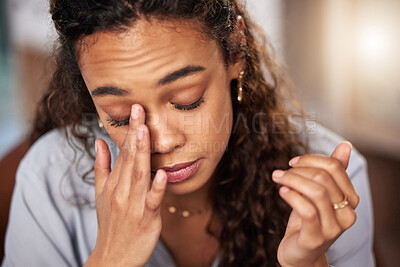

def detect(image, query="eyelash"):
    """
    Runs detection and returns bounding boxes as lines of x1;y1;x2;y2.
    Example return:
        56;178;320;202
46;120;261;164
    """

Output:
106;97;205;128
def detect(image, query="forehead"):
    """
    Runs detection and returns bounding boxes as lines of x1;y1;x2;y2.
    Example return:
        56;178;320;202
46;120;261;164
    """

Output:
78;19;222;89
79;18;211;53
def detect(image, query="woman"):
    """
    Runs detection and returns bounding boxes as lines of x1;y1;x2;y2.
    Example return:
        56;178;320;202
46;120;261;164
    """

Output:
2;0;374;266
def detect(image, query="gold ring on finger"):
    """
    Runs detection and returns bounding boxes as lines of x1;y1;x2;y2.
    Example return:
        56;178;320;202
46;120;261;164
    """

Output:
333;194;349;210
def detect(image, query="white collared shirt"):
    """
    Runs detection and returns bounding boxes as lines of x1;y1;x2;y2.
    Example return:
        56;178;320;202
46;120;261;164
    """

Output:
2;123;375;267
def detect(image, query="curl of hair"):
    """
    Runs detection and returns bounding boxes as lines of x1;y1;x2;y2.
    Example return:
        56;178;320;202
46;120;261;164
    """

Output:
31;0;307;266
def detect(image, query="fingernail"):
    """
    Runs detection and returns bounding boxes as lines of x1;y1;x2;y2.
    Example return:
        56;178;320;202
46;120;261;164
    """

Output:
131;105;140;119
289;156;300;167
155;170;165;184
272;170;286;179
137;125;144;140
342;141;353;150
95;139;98;153
280;186;290;194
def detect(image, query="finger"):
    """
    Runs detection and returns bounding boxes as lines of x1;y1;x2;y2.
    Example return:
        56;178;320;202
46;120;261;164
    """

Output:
143;169;168;221
278;186;323;244
334;204;358;230
278;167;357;231
100;147;123;200
94;139;111;199
113;104;145;197
331;141;352;169
120;104;145;155
129;124;151;210
286;167;343;204
273;170;340;236
288;154;359;209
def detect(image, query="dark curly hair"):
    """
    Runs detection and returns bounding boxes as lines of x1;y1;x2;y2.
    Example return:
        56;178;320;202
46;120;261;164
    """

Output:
30;0;308;266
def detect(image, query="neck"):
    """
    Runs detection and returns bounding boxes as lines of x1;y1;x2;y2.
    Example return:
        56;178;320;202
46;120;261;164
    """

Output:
160;175;222;240
162;177;214;212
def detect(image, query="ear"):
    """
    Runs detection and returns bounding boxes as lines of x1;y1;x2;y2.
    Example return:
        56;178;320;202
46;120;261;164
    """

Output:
228;15;247;80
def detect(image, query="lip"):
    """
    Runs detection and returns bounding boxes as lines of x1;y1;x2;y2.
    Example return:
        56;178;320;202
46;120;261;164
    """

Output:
152;160;197;172
151;159;201;183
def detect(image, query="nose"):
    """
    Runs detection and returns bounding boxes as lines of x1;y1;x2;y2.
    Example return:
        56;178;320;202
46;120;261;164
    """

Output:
146;112;186;154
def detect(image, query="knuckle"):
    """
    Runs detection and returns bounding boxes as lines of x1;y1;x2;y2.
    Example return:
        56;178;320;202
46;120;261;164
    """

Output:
346;209;357;227
133;168;150;181
136;140;148;153
301;236;324;250
126;205;142;221
129;120;138;130
303;207;318;221
110;194;124;211
328;158;343;172
340;209;357;229
94;168;106;179
133;169;145;180
354;193;360;208
312;186;328;200
128;213;142;223
314;170;330;184
94;166;103;174
146;198;158;212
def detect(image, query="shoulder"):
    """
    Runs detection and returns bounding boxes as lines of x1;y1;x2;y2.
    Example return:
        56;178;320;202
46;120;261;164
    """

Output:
18;127;88;182
21;127;79;170
20;125;117;176
15;125;118;202
4;126;107;266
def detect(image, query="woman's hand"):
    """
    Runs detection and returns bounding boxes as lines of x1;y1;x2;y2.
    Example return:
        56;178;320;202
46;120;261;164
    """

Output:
85;104;168;267
273;142;359;267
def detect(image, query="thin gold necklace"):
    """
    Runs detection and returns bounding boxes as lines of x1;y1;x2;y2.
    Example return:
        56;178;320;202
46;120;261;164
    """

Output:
164;203;209;218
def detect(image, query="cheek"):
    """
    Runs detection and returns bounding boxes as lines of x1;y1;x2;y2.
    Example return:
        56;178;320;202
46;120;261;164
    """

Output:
93;105;126;149
210;79;233;139
98;118;131;149
196;89;233;152
211;98;233;143
103;126;126;149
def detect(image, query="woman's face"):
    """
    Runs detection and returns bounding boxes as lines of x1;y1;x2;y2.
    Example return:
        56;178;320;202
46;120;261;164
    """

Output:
79;19;244;195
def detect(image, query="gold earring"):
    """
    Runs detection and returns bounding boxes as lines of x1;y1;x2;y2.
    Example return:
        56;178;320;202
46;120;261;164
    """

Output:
237;71;245;103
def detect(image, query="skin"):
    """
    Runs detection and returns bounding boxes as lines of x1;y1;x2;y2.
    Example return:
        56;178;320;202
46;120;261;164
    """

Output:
79;19;241;198
274;142;359;267
79;18;359;267
80;18;244;266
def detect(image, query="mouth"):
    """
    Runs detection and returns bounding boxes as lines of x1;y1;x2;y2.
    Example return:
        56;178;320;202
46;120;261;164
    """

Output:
151;159;201;183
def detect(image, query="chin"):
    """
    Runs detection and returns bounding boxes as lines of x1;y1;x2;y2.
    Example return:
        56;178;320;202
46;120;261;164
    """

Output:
166;182;204;195
164;168;213;195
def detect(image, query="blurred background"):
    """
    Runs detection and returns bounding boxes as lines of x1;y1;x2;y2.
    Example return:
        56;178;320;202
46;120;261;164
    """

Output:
0;0;398;266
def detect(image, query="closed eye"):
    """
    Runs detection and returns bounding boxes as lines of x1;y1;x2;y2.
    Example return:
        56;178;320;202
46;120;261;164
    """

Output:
106;96;205;128
172;96;204;111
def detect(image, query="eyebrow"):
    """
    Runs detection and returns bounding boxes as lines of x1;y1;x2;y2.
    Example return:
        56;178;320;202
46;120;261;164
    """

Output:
91;86;129;97
158;65;205;86
90;65;206;98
